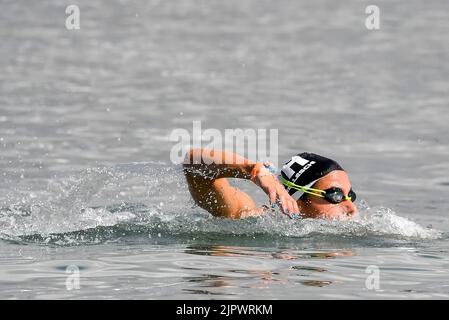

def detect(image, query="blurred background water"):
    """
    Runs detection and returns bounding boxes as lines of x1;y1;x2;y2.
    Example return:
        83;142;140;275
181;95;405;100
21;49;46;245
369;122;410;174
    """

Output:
0;0;449;299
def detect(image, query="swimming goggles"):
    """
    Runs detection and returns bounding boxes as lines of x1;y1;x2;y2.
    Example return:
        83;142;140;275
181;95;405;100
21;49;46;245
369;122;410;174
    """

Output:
279;175;357;204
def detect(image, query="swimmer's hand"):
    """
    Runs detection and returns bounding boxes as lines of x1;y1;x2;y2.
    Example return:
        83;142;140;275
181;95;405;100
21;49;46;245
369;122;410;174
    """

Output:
250;162;299;218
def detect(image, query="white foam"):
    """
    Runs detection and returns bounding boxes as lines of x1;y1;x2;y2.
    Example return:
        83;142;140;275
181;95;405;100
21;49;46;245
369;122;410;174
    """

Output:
0;163;443;243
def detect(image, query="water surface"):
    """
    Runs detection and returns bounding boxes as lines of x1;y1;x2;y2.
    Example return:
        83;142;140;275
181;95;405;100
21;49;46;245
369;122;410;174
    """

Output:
1;0;449;299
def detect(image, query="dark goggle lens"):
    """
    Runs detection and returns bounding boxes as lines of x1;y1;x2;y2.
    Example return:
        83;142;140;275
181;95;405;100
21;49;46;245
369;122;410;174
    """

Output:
348;189;356;202
324;188;344;204
324;188;356;204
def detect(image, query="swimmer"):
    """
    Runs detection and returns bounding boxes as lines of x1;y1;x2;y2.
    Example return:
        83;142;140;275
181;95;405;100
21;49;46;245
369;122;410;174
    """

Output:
183;148;358;220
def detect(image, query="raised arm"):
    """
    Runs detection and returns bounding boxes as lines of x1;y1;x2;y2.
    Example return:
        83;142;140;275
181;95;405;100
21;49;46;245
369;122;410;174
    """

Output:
183;148;299;219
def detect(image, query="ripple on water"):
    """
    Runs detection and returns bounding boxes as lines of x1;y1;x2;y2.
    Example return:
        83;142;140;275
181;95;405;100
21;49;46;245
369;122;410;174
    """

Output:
0;163;443;246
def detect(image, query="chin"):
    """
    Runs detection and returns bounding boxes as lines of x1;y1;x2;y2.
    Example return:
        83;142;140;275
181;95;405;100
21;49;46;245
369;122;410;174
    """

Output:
321;211;354;221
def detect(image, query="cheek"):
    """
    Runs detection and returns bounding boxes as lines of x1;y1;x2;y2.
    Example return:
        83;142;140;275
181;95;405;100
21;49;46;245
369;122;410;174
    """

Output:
310;202;347;219
323;206;348;219
308;201;334;214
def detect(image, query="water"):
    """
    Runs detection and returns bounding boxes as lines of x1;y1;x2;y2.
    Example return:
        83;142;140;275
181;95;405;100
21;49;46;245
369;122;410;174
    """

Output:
1;0;449;299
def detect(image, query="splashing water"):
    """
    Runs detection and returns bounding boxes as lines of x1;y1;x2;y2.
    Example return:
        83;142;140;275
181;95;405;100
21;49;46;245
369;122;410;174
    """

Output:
0;162;442;246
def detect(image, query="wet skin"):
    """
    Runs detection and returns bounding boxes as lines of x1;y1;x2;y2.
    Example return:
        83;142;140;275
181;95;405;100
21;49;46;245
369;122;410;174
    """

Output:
296;170;358;220
183;148;357;220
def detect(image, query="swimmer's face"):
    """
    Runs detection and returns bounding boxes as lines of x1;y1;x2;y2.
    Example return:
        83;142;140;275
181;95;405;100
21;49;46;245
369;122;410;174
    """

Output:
297;170;358;220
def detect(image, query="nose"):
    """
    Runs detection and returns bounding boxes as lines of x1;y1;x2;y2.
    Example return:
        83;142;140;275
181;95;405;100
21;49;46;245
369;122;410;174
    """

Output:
344;200;358;216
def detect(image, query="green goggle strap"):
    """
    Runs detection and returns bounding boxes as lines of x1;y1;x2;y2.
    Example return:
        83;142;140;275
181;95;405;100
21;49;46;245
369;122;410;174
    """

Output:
279;175;352;201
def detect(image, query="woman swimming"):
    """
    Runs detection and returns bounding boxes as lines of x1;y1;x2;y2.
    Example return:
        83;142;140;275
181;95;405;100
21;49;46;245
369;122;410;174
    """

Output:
183;148;358;220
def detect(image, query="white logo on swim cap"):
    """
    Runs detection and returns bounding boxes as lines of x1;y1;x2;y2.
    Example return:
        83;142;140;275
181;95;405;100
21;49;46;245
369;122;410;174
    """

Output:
294;160;316;181
281;156;317;200
282;156;308;179
282;156;316;181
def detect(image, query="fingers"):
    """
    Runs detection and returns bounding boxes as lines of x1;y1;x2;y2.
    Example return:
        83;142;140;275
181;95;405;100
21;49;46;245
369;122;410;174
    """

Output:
277;195;295;219
259;175;301;219
286;198;296;219
269;189;277;207
276;189;300;219
292;198;299;214
287;200;295;218
279;196;287;215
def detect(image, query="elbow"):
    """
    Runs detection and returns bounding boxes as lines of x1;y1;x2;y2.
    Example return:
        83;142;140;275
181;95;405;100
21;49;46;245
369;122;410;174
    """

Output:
183;148;193;167
183;147;204;167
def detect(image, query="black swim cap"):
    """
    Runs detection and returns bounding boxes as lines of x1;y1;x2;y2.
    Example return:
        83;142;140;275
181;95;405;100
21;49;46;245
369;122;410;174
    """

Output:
280;152;344;200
